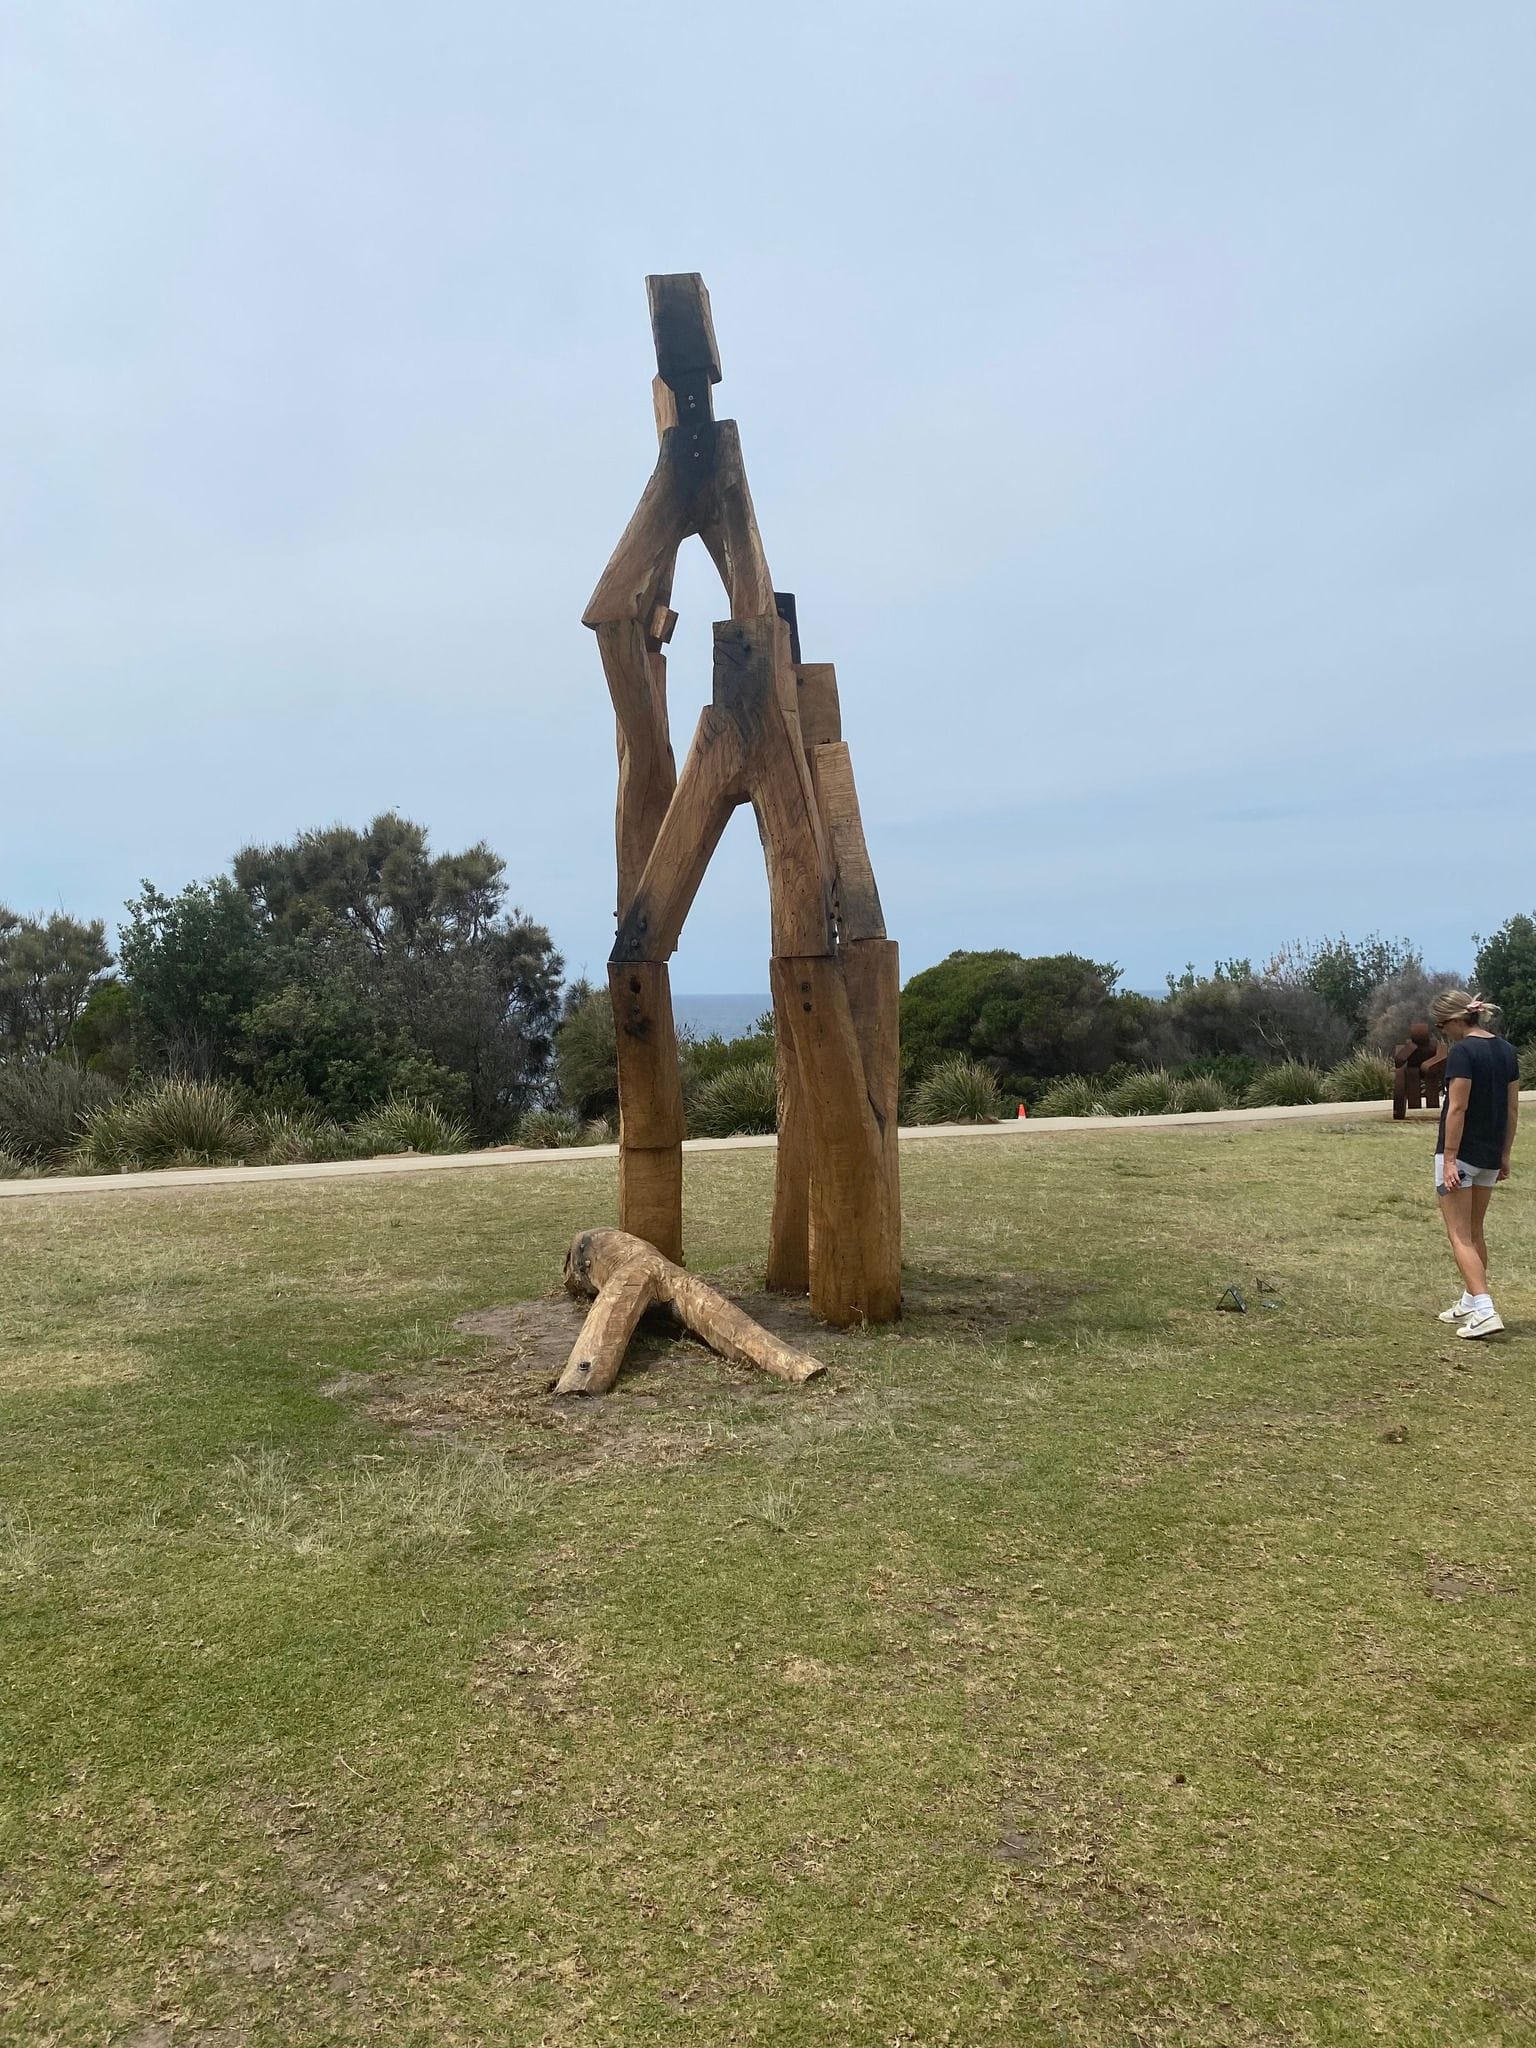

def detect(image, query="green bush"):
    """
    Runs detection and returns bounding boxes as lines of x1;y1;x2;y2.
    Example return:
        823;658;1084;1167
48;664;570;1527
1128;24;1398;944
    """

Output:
1518;1044;1536;1089
1473;913;1536;1046
251;1106;347;1164
553;982;618;1121
0;1146;26;1180
74;1078;256;1171
1032;1075;1107;1118
515;1107;583;1148
689;1058;779;1138
1174;1075;1232;1113
1322;1051;1395;1102
1173;1053;1258;1098
350;1095;469;1157
0;1059;119;1164
1244;1061;1325;1108
908;1056;1003;1125
900;950;1139;1086
1103;1068;1180;1117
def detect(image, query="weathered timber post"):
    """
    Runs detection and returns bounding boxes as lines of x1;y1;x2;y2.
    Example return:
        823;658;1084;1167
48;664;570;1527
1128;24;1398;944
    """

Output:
582;275;900;1327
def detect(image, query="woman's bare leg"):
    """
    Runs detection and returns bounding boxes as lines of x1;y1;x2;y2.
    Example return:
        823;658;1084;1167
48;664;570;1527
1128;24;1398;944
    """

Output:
1471;1184;1495;1285
1440;1186;1488;1298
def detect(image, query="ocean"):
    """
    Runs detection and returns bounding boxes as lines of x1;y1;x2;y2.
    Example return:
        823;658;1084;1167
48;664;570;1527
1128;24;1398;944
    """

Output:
672;993;774;1042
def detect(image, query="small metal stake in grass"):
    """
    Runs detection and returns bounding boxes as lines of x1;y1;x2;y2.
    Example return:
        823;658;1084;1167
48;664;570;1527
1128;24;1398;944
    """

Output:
1216;1285;1247;1313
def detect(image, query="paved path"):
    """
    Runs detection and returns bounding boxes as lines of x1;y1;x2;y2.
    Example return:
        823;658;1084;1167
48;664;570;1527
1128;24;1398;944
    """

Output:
0;1094;1487;1204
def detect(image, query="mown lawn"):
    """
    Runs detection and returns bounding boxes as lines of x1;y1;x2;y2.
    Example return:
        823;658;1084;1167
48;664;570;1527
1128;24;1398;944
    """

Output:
1;1120;1533;2047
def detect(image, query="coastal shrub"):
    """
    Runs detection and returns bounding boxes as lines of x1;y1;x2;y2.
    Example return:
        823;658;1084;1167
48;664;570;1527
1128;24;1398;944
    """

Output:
252;1106;347;1164
0;1146;26;1180
1244;1061;1325;1108
516;1108;582;1147
900;951;1138;1085
74;1078;255;1170
553;982;618;1122
1473;912;1536;1047
1032;1075;1106;1118
1363;966;1463;1054
909;1057;1003;1125
350;1095;469;1157
1518;1044;1536;1089
1323;1051;1395;1102
1173;1053;1258;1098
0;1059;118;1164
1103;1068;1179;1117
689;1058;778;1138
1174;1074;1231;1113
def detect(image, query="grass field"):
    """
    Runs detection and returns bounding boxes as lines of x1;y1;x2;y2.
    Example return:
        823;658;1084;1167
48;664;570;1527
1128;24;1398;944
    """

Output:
2;1120;1533;2047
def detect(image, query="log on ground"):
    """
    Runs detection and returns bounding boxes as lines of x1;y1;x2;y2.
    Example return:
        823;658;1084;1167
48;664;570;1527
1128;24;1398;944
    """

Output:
555;1228;826;1396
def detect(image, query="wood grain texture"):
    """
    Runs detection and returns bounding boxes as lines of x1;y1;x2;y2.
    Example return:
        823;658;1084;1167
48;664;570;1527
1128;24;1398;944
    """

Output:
583;440;703;628
613;707;747;962
811;741;885;942
843;934;902;1292
646;273;723;388
773;955;901;1326
766;1003;811;1293
697;423;776;622
595;619;677;910
557;1227;825;1395
616;1143;684;1267
795;663;842;749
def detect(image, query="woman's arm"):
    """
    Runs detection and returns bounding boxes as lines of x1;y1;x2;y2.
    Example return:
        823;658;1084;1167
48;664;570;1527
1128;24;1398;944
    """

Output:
1442;1075;1470;1181
1502;1080;1520;1179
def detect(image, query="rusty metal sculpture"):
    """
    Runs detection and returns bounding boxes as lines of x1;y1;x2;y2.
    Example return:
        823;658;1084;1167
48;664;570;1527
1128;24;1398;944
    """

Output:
1393;1022;1446;1119
575;275;901;1336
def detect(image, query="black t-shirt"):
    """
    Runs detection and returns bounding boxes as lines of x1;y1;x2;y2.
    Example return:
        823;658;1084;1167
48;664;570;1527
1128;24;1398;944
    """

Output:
1437;1034;1521;1168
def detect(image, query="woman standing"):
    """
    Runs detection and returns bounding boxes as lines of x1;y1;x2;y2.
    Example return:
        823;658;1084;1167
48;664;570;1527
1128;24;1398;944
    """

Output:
1432;990;1521;1339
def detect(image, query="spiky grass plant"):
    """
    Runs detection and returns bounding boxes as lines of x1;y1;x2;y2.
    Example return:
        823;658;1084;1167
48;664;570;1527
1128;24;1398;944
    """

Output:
1032;1075;1107;1118
1244;1060;1326;1108
1519;1043;1536;1088
689;1058;779;1138
74;1078;256;1171
1103;1068;1180;1117
1174;1074;1232;1113
0;1059;118;1165
515;1107;584;1148
349;1096;470;1158
907;1056;1003;1126
1322;1051;1396;1102
251;1106;348;1165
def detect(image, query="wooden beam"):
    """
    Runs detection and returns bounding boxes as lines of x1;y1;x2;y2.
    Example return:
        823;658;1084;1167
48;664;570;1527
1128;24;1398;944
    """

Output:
594;620;677;910
766;1006;810;1293
584;443;704;628
697;422;775;622
772;955;901;1326
811;741;885;942
843;935;902;1290
795;663;842;749
612;706;747;961
646;274;723;389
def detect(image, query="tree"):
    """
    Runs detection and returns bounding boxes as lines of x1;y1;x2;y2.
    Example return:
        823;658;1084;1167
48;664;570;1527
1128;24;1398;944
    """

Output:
233;815;562;1137
1363;965;1465;1055
900;951;1135;1087
1474;913;1536;1046
1158;974;1352;1069
118;878;269;1078
1265;933;1418;1038
0;907;112;1059
554;980;619;1122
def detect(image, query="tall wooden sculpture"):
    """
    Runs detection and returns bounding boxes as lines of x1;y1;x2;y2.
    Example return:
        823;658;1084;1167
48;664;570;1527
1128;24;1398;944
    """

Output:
583;275;900;1328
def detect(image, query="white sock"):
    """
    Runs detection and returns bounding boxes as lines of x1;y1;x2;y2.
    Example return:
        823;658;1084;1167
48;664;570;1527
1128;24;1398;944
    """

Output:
1457;1291;1474;1311
1471;1293;1494;1316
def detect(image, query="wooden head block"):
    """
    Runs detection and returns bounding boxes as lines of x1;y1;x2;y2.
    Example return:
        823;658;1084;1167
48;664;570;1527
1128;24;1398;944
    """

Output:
796;664;842;747
646;274;723;388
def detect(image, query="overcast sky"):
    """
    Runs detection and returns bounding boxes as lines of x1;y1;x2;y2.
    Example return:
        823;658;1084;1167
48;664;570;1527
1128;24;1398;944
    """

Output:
5;1;1532;993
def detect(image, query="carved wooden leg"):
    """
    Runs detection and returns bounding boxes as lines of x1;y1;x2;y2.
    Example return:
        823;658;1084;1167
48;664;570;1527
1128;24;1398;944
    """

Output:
767;988;811;1293
609;962;685;1264
844;935;902;1311
773;955;899;1327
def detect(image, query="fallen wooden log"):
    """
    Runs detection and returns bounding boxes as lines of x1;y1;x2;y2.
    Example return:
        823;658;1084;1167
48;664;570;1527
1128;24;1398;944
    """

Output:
556;1227;826;1396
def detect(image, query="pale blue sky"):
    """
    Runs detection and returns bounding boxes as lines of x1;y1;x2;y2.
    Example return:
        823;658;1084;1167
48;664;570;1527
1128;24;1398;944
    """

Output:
5;1;1532;991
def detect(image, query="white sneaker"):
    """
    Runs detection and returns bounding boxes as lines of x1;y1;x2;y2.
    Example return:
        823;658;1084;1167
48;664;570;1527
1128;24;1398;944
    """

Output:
1438;1301;1475;1323
1456;1308;1506;1340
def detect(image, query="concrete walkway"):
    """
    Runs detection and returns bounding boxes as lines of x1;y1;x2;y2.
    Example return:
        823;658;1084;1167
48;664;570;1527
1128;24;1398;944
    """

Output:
1;1093;1495;1204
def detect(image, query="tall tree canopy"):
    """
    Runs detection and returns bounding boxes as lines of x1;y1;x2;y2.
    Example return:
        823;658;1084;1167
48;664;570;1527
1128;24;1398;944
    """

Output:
0;907;112;1058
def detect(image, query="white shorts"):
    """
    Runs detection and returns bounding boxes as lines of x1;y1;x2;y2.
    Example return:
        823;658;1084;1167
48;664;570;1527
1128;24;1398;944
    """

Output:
1436;1155;1500;1194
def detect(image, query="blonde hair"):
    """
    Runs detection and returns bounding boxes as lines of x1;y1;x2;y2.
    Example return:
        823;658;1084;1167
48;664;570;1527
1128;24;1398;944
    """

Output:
1430;988;1503;1030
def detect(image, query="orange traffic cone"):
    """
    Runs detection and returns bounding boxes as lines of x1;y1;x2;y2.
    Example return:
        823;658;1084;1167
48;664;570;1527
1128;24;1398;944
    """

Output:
1016;1102;1028;1119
